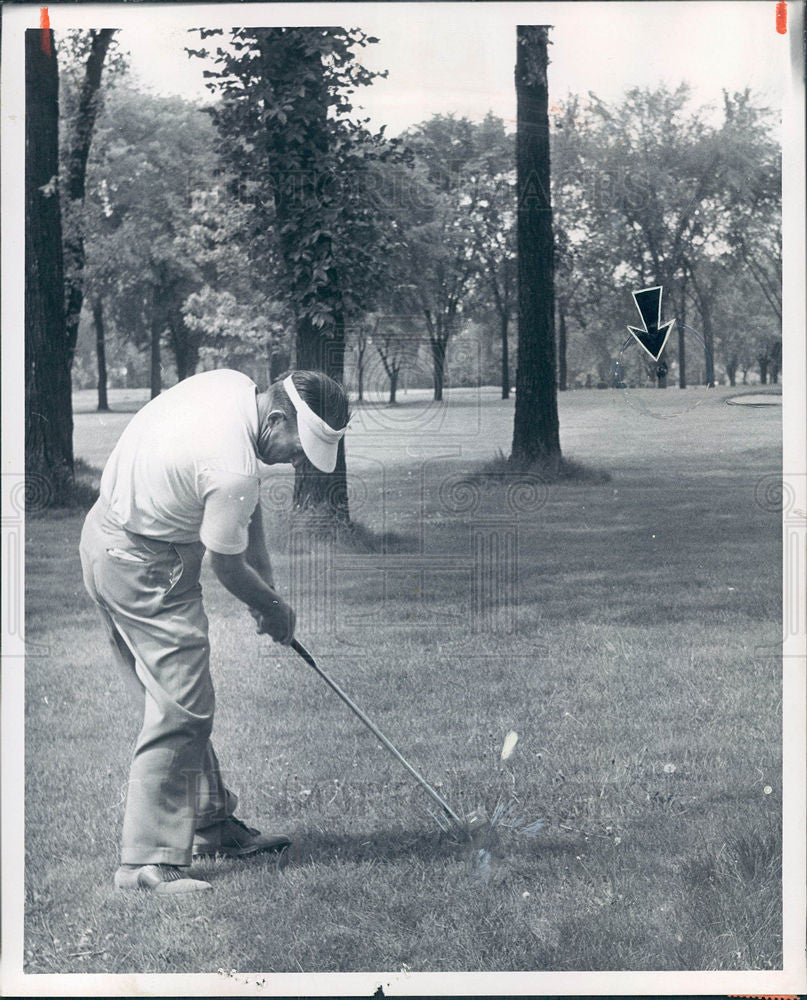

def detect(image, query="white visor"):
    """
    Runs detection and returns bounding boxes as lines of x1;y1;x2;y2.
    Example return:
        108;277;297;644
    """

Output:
283;375;348;473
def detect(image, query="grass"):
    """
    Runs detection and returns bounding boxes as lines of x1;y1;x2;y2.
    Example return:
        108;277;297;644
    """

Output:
24;383;782;972
474;447;613;485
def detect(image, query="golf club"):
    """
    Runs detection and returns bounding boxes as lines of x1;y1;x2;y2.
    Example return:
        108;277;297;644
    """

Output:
290;638;488;839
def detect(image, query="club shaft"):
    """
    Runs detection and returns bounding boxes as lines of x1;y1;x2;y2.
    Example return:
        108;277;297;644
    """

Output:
291;639;464;828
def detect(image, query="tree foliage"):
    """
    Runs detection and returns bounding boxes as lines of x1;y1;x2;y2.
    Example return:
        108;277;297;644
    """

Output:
82;87;220;394
193;27;401;518
465;114;517;398
389;116;481;400
549;85;781;388
59;29;119;368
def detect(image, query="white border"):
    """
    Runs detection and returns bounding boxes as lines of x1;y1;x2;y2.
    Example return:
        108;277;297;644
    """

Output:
780;0;807;984
2;3;805;996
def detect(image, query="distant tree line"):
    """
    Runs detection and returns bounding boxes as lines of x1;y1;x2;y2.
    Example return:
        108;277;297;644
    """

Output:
72;84;781;394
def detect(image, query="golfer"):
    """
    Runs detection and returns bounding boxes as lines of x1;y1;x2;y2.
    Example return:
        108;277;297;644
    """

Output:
80;368;349;894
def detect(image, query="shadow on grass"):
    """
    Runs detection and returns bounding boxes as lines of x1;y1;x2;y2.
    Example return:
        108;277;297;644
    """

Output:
285;509;420;554
333;520;419;554
287;828;461;865
27;459;100;519
473;449;612;486
275;825;577;869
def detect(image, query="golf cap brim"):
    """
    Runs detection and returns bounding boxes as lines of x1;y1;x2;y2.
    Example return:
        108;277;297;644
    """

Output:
283;375;347;473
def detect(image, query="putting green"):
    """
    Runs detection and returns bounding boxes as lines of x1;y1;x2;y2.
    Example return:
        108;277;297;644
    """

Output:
725;392;782;406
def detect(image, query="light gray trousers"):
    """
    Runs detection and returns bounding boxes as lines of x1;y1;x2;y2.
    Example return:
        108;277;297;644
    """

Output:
80;498;236;866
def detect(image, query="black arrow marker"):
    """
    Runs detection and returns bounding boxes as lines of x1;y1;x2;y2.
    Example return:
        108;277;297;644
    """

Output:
627;285;675;361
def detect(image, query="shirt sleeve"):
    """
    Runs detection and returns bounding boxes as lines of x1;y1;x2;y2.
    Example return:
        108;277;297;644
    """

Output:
198;469;260;554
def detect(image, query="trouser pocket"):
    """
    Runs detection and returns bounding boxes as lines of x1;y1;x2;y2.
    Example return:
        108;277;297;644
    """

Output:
97;535;183;617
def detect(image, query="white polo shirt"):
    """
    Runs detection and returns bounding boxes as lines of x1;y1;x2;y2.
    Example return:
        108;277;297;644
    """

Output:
100;369;269;554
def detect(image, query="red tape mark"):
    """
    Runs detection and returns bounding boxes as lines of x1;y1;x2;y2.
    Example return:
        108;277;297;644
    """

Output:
40;7;51;55
776;0;787;34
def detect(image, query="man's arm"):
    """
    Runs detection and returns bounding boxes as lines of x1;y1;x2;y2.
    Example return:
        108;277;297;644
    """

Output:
209;550;295;644
245;501;273;585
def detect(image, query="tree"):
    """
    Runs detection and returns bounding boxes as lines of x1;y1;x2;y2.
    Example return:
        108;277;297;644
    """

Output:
82;88;218;398
720;91;782;325
346;321;371;401
769;338;782;384
549;97;627;390
754;330;782;385
90;295;109;410
59;29;119;373
584;85;724;387
183;286;291;378
375;336;403;403
196;27;398;520
26;27;74;504
511;26;561;468
684;257;720;386
550;96;620;391
719;300;759;386
396;116;480;401
174;183;292;381
371;316;419;404
551;84;781;393
679;92;780;387
465;114;517;398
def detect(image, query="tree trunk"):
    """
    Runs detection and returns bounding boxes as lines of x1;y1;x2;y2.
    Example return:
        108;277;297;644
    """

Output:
677;287;687;388
430;335;446;402
63;29;116;366
269;343;290;383
389;368;398;404
726;361;737;387
501;312;510;399
150;308;162;399
165;302;199;383
293;313;350;521
758;358;768;384
25;27;74;506
770;341;781;384
511;25;561;468
557;302;567;391
92;296;109;411
169;317;198;382
357;341;365;402
174;348;188;382
699;298;715;387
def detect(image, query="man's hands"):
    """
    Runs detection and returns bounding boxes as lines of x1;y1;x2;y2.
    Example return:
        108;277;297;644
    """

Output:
209;550;296;645
248;600;296;645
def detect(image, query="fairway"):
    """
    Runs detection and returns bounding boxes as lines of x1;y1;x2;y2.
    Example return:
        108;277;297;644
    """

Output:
24;385;782;973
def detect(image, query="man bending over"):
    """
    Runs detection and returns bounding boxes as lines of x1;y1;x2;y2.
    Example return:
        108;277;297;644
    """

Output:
80;369;349;894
